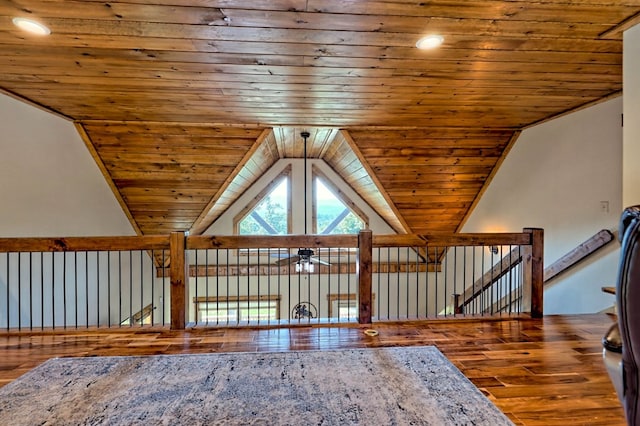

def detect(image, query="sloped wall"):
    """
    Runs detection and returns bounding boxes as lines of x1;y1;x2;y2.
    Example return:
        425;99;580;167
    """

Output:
461;97;623;314
0;94;144;328
0;94;134;237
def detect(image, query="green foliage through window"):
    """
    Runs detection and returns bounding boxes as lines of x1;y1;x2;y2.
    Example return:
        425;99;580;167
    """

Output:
315;178;364;234
239;178;288;235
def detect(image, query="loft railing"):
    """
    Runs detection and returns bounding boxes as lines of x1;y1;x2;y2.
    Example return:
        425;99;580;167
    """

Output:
371;229;543;320
179;234;360;328
0;236;170;331
0;229;543;332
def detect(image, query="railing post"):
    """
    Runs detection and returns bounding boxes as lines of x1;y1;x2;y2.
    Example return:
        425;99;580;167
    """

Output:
358;229;373;324
452;294;463;315
170;231;188;330
524;228;544;318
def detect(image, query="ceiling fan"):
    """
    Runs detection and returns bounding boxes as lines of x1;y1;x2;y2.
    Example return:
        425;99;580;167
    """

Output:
273;131;330;272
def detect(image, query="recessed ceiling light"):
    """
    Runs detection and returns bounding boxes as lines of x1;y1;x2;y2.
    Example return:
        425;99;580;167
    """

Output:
12;17;51;35
416;35;444;50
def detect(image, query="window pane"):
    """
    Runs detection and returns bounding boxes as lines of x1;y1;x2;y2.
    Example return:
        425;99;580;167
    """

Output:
333;299;357;319
197;300;278;323
315;178;364;234
338;305;358;319
239;178;288;235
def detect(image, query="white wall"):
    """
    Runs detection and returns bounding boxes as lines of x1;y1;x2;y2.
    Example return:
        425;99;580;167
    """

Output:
0;93;134;237
0;94;141;328
462;98;623;314
624;25;640;207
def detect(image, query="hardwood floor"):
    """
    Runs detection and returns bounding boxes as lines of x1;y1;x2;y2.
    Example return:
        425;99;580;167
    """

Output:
0;314;625;425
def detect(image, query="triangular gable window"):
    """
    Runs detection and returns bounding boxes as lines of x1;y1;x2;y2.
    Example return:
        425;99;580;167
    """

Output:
313;168;367;234
235;167;291;235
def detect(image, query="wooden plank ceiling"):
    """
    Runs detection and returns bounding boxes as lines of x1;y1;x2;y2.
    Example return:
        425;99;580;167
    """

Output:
0;0;635;236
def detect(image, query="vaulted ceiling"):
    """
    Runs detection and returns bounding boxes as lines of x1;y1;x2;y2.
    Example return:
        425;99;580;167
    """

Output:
0;1;635;236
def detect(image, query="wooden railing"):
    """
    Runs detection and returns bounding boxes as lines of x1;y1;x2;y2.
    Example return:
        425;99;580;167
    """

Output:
543;229;615;284
0;229;543;332
0;235;170;331
374;229;543;318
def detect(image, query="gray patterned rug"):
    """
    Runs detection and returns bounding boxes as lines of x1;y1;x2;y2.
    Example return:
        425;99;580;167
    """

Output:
0;346;512;425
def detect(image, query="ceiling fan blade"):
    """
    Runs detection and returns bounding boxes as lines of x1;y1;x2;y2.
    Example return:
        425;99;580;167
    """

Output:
275;255;300;266
270;252;294;258
310;256;331;266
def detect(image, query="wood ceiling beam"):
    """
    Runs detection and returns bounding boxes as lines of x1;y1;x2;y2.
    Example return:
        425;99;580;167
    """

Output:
0;87;72;121
599;9;640;39
74;122;142;235
338;130;410;235
455;130;522;233
189;128;273;235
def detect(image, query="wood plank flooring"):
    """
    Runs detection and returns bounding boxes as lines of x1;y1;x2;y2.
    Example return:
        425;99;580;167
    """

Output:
0;314;625;425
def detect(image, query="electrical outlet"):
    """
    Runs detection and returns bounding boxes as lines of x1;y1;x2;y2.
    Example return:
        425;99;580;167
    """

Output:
600;201;610;213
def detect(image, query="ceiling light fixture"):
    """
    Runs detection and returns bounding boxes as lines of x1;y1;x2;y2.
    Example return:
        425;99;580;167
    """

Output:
12;17;51;35
416;35;444;50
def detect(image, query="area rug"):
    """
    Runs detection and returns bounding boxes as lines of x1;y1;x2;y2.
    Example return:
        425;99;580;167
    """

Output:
0;346;512;425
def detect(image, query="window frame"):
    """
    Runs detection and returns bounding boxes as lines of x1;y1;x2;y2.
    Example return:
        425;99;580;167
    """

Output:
194;295;281;323
233;165;292;235
327;293;375;319
312;165;368;235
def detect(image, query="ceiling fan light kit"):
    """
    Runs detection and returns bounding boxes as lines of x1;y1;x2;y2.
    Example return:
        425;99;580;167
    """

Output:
295;259;314;273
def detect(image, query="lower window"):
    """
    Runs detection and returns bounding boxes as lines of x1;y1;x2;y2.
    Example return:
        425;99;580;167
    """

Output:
327;293;375;319
194;296;280;323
